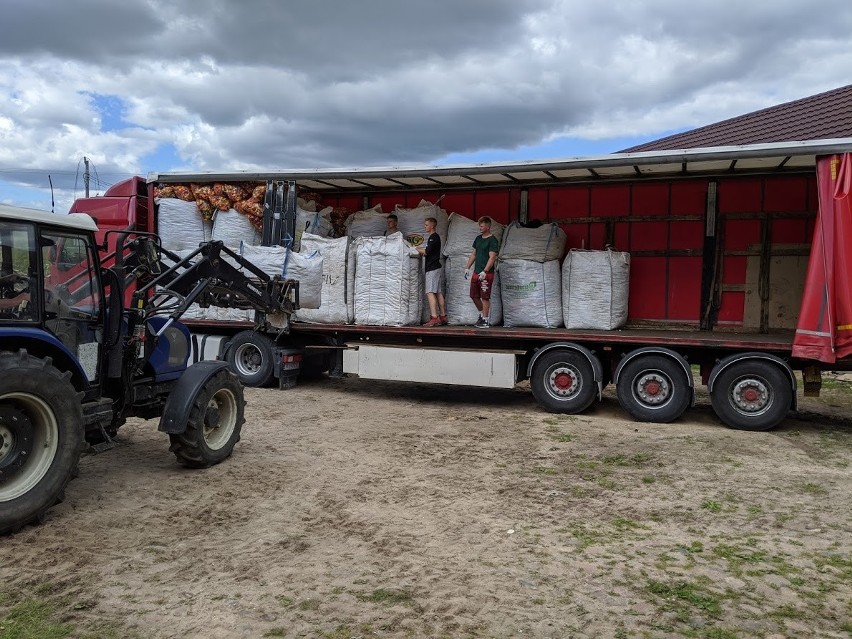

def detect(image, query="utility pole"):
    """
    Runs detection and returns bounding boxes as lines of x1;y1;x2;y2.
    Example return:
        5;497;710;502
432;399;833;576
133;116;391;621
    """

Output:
83;156;90;198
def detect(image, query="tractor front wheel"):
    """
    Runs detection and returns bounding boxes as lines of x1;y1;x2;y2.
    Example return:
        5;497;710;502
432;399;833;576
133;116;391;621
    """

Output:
168;369;245;468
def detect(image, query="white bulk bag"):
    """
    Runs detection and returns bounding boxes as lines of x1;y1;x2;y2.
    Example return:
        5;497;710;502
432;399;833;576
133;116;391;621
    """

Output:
500;259;563;328
443;255;503;326
345;204;388;239
443;213;505;257
500;222;567;262
239;244;287;278
395;200;449;249
295;234;355;324
353;233;423;326
281;249;323;310
212;208;261;247
294;206;334;251
155;198;212;253
562;250;630;330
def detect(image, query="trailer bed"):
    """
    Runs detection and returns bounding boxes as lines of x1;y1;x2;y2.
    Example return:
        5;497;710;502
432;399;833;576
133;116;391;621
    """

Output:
290;321;794;352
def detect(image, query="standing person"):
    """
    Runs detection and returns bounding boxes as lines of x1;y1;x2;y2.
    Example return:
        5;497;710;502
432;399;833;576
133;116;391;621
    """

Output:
465;216;499;328
417;217;447;327
384;214;399;236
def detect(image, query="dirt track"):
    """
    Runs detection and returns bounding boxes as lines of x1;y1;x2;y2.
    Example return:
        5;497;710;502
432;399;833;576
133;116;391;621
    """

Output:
1;375;851;638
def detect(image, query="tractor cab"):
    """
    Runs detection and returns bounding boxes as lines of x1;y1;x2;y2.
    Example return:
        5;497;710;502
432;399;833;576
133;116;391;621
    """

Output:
0;206;106;385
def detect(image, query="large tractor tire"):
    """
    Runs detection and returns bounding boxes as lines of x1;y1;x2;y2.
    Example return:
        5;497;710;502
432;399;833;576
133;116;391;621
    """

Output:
225;331;275;387
0;350;83;535
168;369;245;468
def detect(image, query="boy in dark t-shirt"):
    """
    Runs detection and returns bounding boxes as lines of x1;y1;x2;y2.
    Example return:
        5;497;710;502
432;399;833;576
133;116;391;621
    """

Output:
465;216;499;328
417;217;447;326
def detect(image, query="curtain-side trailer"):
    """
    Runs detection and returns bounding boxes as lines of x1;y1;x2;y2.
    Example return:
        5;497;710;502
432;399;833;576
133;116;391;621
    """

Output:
70;139;852;431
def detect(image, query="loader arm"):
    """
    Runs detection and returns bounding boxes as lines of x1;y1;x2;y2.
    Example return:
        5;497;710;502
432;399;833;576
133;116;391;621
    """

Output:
102;232;299;329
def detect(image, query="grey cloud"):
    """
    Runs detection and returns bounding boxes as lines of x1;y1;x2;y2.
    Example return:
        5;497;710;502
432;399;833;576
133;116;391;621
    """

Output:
0;0;851;206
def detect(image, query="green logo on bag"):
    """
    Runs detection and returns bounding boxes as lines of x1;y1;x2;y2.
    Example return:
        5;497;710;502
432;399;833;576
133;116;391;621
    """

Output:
505;281;538;292
406;233;425;246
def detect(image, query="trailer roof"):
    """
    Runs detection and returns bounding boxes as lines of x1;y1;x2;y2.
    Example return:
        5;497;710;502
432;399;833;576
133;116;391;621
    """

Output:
148;138;852;192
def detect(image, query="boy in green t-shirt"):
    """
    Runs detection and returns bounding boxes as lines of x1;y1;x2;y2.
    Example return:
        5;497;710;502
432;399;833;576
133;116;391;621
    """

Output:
465;216;499;328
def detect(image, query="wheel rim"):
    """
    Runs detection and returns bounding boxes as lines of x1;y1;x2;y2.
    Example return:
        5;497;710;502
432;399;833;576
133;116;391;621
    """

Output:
233;343;264;377
631;370;673;409
544;364;582;401
203;388;238;451
0;394;60;502
729;375;772;416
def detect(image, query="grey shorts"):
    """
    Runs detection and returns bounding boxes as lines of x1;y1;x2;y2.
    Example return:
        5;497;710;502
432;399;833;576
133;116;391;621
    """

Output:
425;268;444;294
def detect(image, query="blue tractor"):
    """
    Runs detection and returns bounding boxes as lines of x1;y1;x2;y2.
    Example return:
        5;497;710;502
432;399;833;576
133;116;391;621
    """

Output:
0;205;298;534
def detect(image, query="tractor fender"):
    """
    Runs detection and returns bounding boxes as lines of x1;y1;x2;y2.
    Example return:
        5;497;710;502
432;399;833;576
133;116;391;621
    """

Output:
158;360;232;434
0;327;89;388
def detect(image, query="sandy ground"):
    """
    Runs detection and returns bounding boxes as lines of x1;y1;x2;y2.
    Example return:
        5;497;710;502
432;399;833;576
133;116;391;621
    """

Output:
1;374;851;638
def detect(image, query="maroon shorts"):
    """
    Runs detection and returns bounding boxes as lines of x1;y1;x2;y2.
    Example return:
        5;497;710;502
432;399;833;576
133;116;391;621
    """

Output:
470;272;495;301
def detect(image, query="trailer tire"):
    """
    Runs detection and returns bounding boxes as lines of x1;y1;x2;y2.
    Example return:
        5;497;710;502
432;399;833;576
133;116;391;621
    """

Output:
710;360;791;431
225;331;275;387
0;350;83;535
530;350;597;414
169;369;244;468
616;355;691;423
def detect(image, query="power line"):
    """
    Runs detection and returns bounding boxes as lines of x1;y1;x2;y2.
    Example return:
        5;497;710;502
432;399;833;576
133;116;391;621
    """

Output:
0;167;138;177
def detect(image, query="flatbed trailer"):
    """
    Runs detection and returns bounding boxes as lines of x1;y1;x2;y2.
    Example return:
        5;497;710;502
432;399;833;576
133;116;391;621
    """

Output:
70;138;852;430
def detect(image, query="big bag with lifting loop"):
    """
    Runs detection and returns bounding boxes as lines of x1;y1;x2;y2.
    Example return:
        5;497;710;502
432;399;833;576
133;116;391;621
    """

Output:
562;249;630;330
499;222;566;262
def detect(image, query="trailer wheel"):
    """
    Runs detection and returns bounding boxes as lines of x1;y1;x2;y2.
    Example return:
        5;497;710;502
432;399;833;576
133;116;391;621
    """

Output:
0;350;83;535
225;331;275;387
169;369;244;468
530;350;597;414
616;355;691;423
710;360;791;431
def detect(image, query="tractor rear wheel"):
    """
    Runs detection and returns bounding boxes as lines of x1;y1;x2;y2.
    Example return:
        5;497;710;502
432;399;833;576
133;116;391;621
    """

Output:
0;350;83;535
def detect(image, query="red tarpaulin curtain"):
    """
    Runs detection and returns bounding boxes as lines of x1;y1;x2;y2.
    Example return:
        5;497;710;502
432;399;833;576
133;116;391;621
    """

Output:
793;153;852;363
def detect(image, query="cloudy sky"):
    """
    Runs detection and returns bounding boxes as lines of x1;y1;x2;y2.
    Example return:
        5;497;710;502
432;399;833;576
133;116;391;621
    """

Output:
1;0;851;212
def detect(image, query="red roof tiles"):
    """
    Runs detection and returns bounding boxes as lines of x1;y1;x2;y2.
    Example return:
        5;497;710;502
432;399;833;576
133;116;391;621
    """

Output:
621;84;852;152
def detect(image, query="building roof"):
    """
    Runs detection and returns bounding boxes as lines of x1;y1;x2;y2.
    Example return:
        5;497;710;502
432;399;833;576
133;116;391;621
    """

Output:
621;84;852;153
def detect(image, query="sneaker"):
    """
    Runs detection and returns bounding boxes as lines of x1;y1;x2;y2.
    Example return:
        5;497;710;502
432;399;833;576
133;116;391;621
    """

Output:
424;316;441;327
439;315;448;325
473;316;487;328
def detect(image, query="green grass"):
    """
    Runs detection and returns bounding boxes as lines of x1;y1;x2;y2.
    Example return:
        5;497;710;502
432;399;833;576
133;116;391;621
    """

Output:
702;500;722;513
532;466;558;475
647;578;723;617
0;599;73;639
678;540;705;555
354;589;413;606
801;482;828;495
297;598;320;611
711;543;767;576
602;452;654;466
